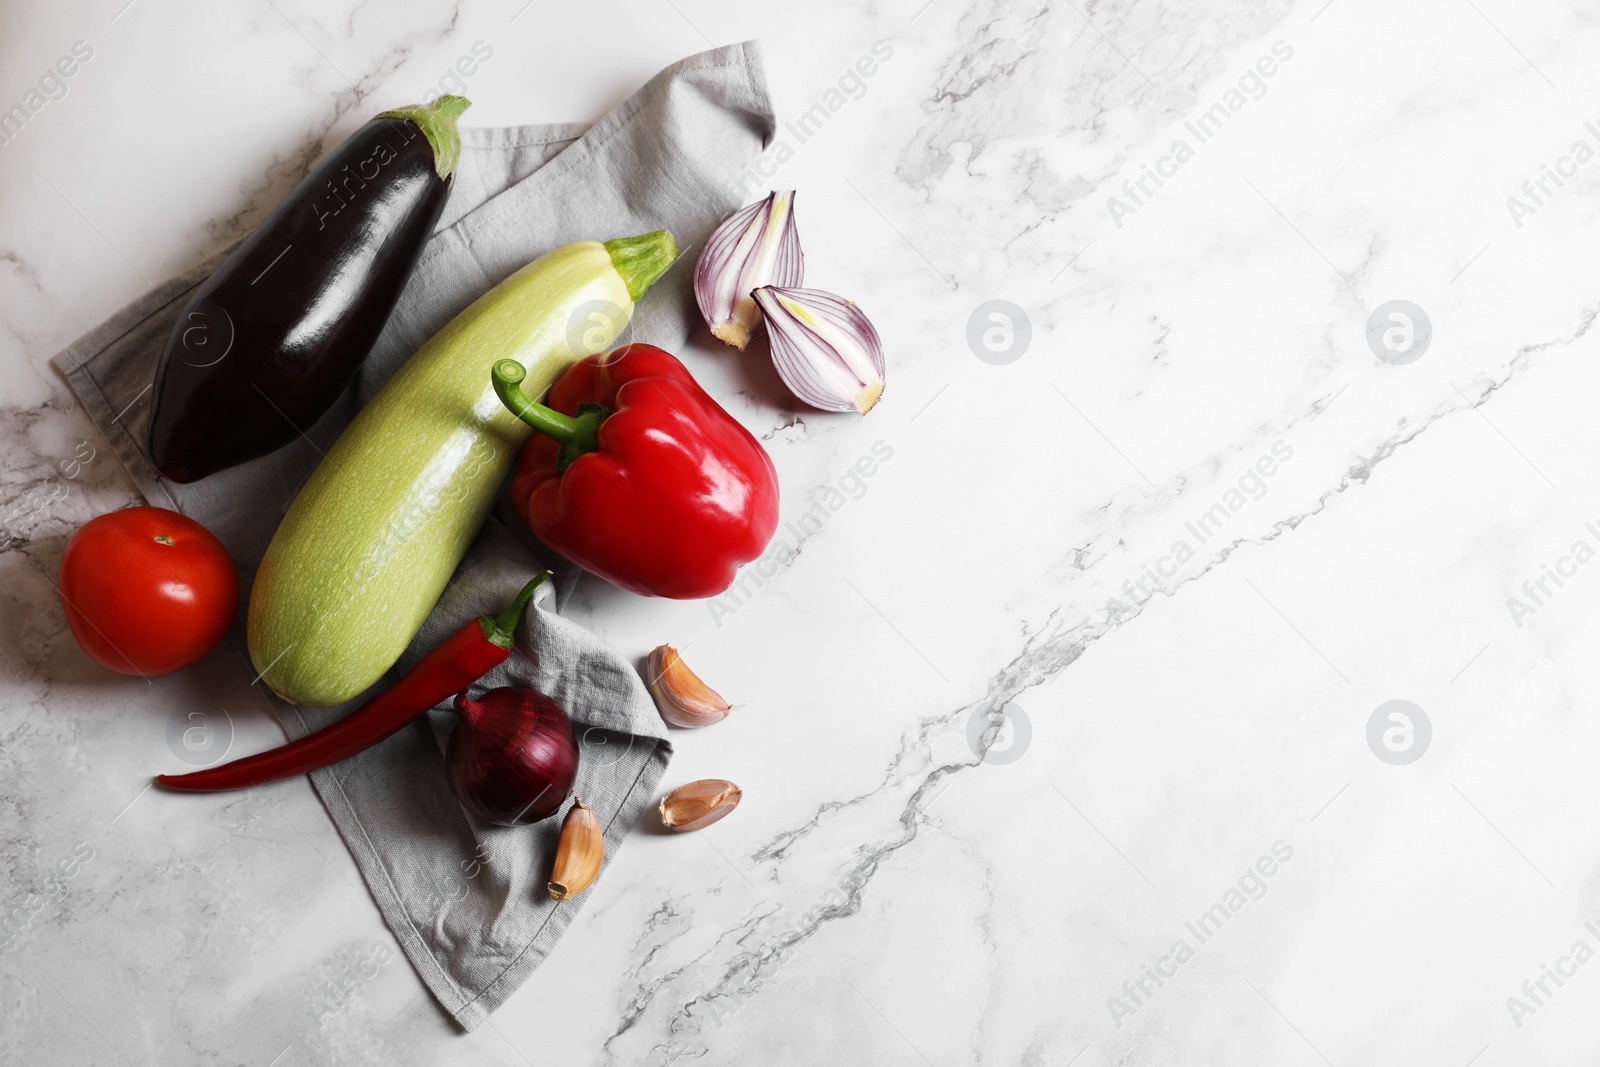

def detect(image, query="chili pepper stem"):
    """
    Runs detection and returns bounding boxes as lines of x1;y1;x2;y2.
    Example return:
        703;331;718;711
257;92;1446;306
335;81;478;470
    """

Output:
478;570;551;649
492;359;609;470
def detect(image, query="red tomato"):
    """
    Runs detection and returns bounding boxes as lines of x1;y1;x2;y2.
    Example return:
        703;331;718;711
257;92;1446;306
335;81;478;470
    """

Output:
59;506;239;676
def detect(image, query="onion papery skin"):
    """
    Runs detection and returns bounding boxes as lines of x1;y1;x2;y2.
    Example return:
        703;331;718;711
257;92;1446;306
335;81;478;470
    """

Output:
446;686;579;826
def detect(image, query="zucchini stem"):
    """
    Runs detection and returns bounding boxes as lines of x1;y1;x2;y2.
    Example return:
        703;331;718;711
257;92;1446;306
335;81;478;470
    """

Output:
604;230;679;301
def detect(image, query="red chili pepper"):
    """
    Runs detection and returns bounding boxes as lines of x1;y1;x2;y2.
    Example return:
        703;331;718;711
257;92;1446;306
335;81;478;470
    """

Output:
493;344;779;599
157;572;548;792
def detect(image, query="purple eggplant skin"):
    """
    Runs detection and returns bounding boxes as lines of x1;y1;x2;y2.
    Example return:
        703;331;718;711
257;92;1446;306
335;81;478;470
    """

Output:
147;96;470;483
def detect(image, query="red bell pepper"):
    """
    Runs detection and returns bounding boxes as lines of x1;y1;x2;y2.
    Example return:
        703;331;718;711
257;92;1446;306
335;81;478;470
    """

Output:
157;573;548;792
492;344;778;599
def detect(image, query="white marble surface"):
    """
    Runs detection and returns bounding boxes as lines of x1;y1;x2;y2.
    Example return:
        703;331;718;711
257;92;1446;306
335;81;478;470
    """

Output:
5;0;1600;1062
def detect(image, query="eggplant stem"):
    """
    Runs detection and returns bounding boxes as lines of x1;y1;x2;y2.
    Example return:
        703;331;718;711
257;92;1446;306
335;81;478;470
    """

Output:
376;95;471;180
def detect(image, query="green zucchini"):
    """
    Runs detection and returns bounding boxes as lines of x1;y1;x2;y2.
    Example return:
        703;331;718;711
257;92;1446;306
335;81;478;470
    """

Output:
248;230;677;706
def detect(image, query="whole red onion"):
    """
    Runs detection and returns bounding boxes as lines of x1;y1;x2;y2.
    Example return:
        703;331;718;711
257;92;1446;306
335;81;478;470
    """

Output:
447;686;579;826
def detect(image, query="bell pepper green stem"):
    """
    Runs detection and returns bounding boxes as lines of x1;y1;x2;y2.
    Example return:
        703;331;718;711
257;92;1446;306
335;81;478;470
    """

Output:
493;359;589;443
492;359;609;469
478;571;551;649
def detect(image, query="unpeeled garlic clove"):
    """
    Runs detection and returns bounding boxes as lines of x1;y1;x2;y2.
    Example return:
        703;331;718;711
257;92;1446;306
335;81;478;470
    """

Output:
694;190;804;350
646;645;733;728
547;798;603;901
750;285;885;414
659;779;742;832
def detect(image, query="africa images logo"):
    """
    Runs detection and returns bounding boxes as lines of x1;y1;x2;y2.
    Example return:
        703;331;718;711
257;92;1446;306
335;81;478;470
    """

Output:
0;40;94;148
1106;841;1295;1027
1105;41;1294;228
1106;440;1294;616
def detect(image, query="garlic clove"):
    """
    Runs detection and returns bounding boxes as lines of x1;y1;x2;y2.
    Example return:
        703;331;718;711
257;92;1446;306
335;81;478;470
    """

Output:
548;798;603;901
751;285;885;414
694;191;804;350
646;645;733;728
659;779;742;832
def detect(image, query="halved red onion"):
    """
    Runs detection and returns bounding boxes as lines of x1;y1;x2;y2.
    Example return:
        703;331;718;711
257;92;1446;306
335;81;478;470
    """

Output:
694;191;803;350
751;285;885;415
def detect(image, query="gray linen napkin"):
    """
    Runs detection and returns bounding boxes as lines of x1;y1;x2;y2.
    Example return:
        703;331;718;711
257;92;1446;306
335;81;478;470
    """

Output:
50;41;774;1030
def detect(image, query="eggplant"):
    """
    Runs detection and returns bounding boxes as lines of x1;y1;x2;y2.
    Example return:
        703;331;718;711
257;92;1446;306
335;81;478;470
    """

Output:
146;96;470;483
